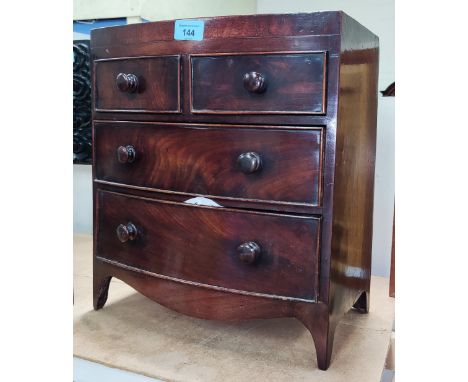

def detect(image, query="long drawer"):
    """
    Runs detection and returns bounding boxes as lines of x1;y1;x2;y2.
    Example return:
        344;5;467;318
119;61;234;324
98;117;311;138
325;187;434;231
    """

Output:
94;122;323;206
96;190;320;301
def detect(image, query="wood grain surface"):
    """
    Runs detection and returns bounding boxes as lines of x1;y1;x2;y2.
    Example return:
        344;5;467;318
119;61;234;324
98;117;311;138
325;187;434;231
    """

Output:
91;11;380;371
94;56;180;112
190;52;326;114
94;122;323;206
96;190;321;301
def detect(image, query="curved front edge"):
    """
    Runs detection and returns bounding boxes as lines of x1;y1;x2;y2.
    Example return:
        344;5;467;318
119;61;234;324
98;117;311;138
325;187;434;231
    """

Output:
93;258;336;370
93;258;309;321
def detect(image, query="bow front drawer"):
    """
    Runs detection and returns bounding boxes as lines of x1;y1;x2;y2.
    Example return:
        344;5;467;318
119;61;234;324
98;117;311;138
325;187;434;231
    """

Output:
96;191;320;301
190;52;327;114
94;56;181;113
94;122;323;206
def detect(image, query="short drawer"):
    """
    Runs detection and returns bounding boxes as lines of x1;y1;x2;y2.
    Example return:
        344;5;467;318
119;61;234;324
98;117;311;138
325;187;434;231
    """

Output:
94;122;323;206
94;56;180;113
96;191;320;301
190;52;326;114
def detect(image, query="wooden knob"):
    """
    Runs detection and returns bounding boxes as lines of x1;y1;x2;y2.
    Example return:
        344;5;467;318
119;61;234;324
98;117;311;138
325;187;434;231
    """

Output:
116;222;138;243
116;73;139;93
237;241;261;264
237;152;262;174
243;71;267;94
117;145;136;164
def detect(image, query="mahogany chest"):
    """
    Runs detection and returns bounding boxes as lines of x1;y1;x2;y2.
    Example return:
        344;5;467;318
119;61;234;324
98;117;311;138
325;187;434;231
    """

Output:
91;12;379;370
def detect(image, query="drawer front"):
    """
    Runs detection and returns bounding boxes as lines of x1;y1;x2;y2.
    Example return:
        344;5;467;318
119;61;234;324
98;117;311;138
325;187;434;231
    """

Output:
94;122;323;206
96;191;320;301
190;52;326;114
94;56;180;113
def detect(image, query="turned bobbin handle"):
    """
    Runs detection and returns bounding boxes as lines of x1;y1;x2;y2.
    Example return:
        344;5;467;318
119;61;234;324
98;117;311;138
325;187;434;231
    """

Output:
116;222;138;243
116;145;136;164
242;71;267;94
237;241;261;264
237;152;262;174
116;73;139;93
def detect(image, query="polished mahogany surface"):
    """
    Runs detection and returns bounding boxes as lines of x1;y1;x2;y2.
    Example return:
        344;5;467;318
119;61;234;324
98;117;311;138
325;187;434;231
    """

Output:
328;14;379;328
191;53;326;114
96;190;320;300
94;55;180;112
91;11;379;371
94;122;323;206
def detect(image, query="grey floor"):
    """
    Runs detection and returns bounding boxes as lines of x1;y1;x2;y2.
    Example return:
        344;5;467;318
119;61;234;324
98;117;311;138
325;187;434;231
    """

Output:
381;369;395;382
75;354;394;382
74;357;162;382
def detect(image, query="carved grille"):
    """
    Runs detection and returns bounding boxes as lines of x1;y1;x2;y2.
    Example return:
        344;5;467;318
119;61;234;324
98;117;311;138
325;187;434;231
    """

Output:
73;40;92;164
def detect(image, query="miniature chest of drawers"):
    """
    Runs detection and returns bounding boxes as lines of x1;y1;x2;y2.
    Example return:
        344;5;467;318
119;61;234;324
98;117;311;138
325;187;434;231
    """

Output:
91;11;379;370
